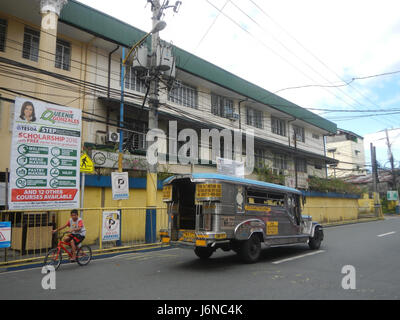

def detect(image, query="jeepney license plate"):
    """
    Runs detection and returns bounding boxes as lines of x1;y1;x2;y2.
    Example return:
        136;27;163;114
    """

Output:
182;231;195;242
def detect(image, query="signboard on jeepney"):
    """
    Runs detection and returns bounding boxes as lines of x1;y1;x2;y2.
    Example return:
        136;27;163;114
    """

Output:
0;222;11;248
91;150;147;170
9;97;82;210
216;157;244;178
111;172;129;200
102;211;121;242
387;191;399;201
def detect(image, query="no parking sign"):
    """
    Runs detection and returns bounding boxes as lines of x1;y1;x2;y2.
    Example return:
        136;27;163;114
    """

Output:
111;172;129;200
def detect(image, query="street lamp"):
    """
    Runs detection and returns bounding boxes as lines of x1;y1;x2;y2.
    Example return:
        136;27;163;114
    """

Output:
122;21;167;65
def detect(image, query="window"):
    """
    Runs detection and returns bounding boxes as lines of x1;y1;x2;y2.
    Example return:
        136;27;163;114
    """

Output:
55;39;71;71
296;158;307;173
22;27;40;62
124;66;146;93
254;148;265;168
271;117;286;136
247;107;263;128
312;133;320;140
293;125;305;142
211;94;233;119
0;19;7;52
314;162;323;170
273;153;287;170
168;80;198;108
123;119;147;153
246;189;285;207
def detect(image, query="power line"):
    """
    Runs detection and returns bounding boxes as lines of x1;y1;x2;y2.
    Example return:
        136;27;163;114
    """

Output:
247;0;396;128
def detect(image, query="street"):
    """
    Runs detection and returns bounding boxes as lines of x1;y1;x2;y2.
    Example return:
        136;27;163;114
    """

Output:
1;217;400;300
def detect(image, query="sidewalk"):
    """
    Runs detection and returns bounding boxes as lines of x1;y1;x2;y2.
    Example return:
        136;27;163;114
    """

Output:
322;214;388;227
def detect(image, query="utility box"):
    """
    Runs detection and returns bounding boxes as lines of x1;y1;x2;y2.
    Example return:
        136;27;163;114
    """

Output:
131;45;148;71
156;42;175;72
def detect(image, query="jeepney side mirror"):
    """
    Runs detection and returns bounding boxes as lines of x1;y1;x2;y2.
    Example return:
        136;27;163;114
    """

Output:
302;195;306;206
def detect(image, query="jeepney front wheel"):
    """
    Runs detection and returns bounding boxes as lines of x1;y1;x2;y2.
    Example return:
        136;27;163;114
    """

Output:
309;226;323;250
239;234;261;263
194;247;214;260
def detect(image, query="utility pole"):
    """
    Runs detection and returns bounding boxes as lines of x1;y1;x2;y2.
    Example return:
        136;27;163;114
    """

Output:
370;143;382;217
385;129;397;190
145;0;162;243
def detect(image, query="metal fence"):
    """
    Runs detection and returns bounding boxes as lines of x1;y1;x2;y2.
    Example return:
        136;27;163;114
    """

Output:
0;207;168;266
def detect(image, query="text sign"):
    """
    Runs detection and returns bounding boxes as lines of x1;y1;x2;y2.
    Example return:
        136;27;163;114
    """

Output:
387;191;399;201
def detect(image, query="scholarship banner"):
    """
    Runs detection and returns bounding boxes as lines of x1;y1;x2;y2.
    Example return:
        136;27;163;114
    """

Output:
9;97;82;210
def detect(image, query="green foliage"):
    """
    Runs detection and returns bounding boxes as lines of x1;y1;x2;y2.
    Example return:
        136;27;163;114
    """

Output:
307;176;366;195
255;165;285;185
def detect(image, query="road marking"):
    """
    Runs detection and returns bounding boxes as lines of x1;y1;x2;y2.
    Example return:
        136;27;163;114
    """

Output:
377;231;396;237
272;250;325;265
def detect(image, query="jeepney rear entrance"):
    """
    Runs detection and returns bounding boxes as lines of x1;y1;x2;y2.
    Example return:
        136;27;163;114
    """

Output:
161;177;230;258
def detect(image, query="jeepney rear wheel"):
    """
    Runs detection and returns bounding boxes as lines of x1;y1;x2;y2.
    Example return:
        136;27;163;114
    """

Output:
309;226;323;250
239;234;261;263
194;247;214;260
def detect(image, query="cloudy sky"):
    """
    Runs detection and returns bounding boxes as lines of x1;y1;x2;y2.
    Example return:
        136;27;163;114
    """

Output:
78;0;400;167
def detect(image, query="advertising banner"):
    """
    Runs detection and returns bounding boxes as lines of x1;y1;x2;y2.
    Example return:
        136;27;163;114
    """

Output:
102;211;121;242
9;97;82;210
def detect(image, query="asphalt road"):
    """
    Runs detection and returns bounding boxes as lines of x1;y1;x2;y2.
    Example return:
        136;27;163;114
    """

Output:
1;216;400;300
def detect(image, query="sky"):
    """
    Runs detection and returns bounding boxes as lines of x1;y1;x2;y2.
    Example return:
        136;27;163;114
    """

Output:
77;0;400;167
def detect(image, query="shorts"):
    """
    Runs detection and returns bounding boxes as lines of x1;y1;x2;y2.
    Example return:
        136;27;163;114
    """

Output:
69;233;85;244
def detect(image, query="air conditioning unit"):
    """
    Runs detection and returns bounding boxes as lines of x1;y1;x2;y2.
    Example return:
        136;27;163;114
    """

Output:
108;131;120;143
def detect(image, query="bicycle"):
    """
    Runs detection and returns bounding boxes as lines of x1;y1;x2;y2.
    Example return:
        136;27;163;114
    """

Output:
44;231;92;270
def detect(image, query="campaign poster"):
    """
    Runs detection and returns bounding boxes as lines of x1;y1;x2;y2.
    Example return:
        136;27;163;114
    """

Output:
9;97;82;210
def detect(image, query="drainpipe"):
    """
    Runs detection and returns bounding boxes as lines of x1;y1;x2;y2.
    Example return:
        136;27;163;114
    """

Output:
323;134;328;178
107;45;119;136
108;45;120;99
288;117;297;187
238;98;248;162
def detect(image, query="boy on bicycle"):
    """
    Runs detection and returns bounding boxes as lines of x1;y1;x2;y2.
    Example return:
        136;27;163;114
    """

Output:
53;209;86;262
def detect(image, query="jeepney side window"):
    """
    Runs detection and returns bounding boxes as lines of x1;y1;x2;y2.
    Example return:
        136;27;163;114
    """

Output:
246;189;285;207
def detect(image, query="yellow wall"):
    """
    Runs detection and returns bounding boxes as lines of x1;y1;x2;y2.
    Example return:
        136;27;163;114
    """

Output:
56;187;167;245
303;196;359;223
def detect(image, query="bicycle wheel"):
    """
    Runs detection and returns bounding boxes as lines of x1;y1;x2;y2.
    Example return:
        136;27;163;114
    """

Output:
44;248;62;270
76;246;92;266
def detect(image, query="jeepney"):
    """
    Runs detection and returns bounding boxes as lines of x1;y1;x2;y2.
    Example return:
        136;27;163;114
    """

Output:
160;173;324;263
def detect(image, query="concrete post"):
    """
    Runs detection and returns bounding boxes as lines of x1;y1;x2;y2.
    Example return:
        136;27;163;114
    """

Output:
35;0;68;100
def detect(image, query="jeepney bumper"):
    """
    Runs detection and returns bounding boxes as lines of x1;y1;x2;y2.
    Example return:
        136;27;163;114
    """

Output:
162;230;229;249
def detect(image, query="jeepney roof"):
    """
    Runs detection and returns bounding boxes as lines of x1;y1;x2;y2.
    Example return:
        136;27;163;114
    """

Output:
163;173;302;195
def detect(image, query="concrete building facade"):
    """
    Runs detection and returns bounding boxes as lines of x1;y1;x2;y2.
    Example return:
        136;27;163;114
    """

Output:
0;0;337;198
326;129;366;178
